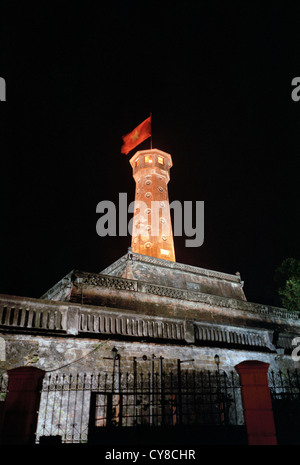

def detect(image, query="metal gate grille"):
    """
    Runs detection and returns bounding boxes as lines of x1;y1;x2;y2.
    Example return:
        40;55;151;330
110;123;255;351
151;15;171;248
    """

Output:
36;373;92;443
269;369;300;445
35;358;243;443
89;372;242;429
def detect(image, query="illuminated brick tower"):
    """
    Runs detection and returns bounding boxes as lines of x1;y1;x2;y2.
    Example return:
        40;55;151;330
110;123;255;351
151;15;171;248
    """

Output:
129;148;176;262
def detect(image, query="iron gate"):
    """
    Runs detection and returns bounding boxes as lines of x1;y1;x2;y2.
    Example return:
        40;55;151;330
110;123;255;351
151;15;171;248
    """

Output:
34;355;244;443
269;369;300;445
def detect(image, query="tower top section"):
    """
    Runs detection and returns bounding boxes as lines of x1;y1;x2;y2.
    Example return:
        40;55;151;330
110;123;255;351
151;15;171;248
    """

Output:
130;149;173;183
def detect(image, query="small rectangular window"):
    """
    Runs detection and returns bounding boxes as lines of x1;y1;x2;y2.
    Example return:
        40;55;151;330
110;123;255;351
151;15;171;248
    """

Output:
158;156;164;165
160;249;170;256
136;159;139;167
145;155;152;163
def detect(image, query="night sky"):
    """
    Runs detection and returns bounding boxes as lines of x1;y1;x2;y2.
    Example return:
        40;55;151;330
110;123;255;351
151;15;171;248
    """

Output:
1;1;299;307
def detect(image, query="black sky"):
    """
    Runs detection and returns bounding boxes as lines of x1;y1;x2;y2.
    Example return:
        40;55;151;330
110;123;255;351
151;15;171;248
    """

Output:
1;1;299;307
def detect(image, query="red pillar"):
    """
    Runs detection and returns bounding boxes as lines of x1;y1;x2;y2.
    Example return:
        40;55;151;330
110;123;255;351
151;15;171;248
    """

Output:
235;361;277;445
1;366;45;444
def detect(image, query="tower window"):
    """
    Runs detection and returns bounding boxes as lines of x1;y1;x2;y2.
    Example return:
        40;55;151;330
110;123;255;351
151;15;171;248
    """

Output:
160;249;170;256
145;155;152;163
158;156;164;165
136;159;139;167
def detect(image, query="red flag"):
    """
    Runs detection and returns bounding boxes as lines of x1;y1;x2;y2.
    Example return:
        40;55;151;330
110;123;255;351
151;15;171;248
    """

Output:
121;116;151;155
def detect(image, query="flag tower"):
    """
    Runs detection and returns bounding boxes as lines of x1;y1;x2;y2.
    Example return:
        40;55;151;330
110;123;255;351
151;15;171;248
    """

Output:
129;148;176;262
121;116;176;262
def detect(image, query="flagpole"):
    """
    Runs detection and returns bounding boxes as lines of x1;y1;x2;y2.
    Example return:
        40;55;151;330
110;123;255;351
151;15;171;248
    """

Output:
150;112;152;149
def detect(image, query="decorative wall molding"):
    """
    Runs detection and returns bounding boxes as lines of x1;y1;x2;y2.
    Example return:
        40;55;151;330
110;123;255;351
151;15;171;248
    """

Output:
80;274;137;291
101;251;242;284
0;294;297;352
0;302;65;332
78;310;185;341
76;271;300;322
194;322;273;350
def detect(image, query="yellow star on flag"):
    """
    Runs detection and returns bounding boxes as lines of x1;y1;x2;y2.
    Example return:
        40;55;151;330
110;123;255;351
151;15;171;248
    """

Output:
131;130;140;141
121;115;152;155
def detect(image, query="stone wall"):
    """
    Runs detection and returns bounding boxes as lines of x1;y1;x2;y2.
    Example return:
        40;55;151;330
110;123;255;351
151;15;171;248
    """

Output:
0;332;297;375
1;330;298;444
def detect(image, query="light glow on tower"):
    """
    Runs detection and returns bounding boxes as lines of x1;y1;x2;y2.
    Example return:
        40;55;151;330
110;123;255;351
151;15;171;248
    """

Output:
129;149;176;262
